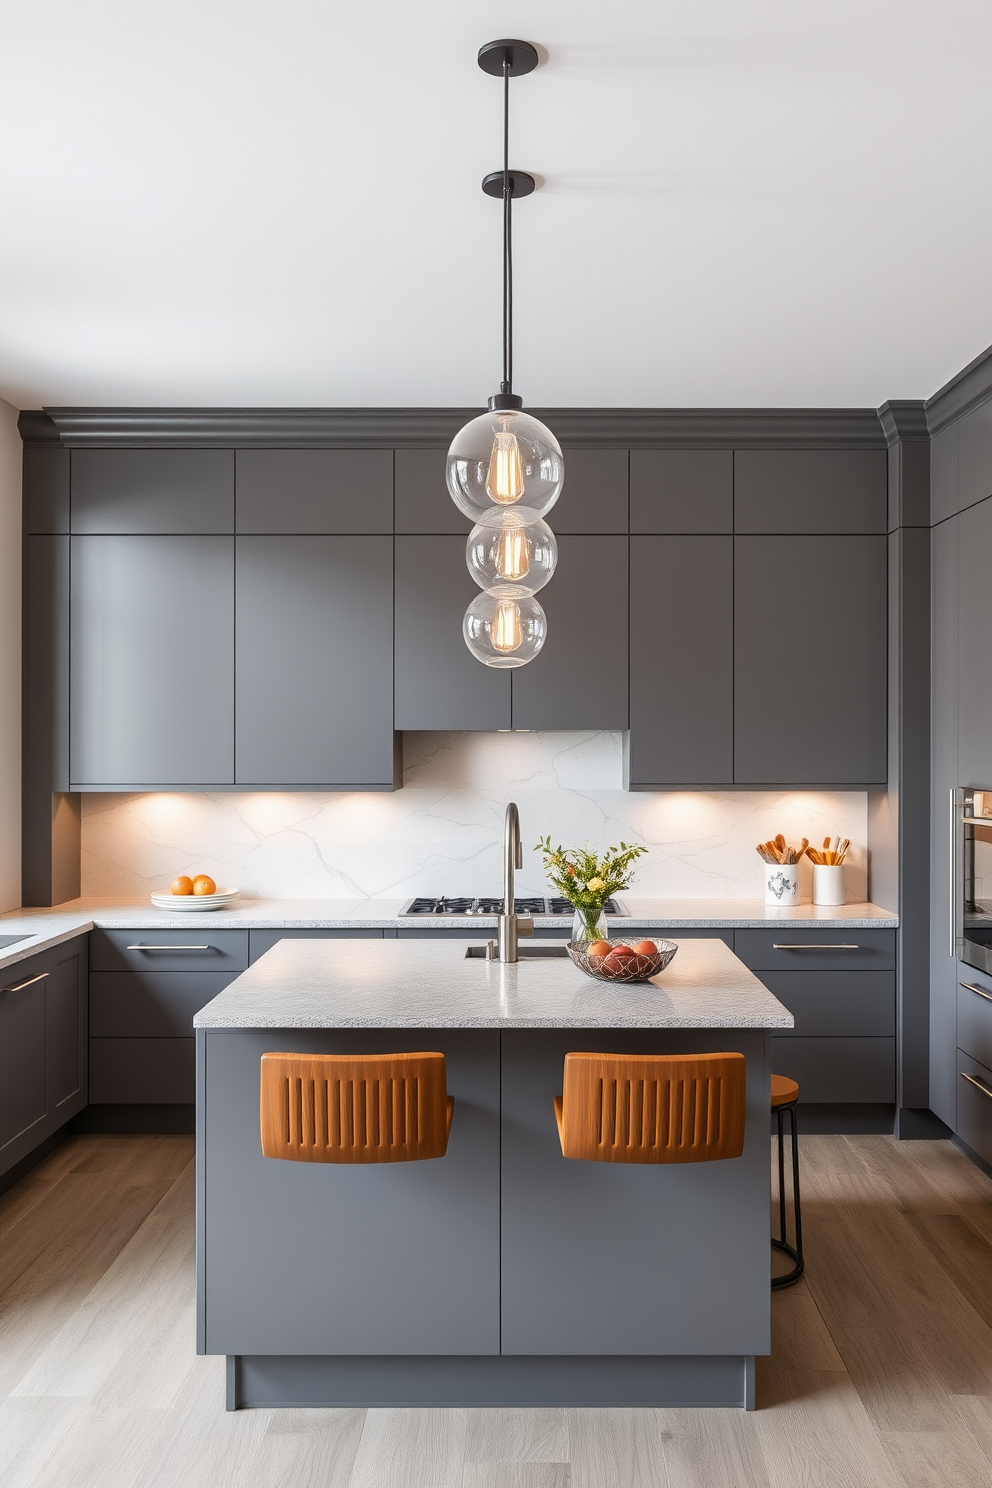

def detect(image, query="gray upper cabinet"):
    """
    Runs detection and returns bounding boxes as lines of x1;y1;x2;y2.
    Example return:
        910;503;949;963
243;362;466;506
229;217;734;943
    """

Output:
734;450;887;534
958;398;992;513
395;450;469;534
71;450;234;533
930;425;959;524
511;536;628;729
394;535;511;729
235;450;392;534
236;535;397;788
552;450;628;533
24;448;70;534
625;536;732;787
70;536;234;786
958;497;992;785
929;514;959;1127
733;534;887;785
629;450;733;534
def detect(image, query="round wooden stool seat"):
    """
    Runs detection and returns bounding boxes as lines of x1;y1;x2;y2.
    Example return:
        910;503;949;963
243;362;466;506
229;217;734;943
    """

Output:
771;1073;799;1109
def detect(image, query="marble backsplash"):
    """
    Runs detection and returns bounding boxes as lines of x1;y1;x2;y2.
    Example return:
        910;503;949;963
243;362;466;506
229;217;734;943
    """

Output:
80;731;870;902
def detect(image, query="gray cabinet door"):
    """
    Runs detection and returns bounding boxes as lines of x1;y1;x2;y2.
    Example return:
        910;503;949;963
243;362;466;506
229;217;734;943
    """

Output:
71;450;234;533
733;534;887;785
626;535;732;787
958;398;992;512
771;1037;895;1102
0;962;48;1153
70;536;234;786
629;451;733;534
553;450;628;533
395;450;470;535
511;536;629;729
235;451;392;534
394;535;511;729
236;535;396;787
958;498;992;785
49;946;86;1113
930;515;960;1126
734;450;887;534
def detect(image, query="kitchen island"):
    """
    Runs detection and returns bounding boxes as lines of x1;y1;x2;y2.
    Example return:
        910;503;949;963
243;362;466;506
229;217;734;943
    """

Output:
194;936;792;1410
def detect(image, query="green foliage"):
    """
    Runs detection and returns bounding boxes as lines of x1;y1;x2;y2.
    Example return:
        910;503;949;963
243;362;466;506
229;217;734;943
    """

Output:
534;835;647;911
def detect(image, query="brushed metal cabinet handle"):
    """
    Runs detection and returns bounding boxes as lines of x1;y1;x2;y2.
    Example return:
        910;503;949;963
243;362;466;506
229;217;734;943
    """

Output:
961;982;992;1004
2;971;50;993
771;944;860;951
126;944;211;952
960;1071;992;1102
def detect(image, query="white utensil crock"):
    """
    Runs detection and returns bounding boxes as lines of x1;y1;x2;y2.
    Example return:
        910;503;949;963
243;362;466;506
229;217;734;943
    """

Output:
812;864;845;906
764;862;801;905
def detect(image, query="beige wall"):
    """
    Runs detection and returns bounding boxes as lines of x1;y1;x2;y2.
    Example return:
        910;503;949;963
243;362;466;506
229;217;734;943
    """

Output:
0;399;20;910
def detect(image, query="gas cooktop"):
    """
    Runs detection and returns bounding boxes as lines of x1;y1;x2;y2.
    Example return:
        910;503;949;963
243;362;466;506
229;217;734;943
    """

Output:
399;896;624;917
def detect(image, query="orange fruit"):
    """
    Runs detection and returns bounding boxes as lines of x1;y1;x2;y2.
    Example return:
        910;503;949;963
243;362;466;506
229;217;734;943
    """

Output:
192;875;216;896
633;939;658;956
171;876;194;896
587;940;611;960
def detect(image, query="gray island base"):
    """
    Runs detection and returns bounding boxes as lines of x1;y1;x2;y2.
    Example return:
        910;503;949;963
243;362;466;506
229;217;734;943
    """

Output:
194;938;792;1410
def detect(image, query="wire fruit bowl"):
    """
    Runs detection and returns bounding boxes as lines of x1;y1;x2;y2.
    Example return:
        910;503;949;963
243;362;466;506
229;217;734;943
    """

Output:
566;937;678;984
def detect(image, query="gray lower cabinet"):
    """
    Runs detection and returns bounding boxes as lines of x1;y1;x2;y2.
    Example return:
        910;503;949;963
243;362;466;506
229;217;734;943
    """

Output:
626;536;732;787
733;534;887;786
70;535;234;786
510;536;629;729
735;932;896;1108
89;930;247;1104
394;536;511;729
235;535;397;788
0;938;88;1179
956;1050;992;1167
957;974;992;1072
248;928;385;963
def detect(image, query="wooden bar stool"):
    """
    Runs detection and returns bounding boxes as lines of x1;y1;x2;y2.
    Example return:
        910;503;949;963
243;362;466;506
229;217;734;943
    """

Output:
771;1073;804;1288
259;1051;454;1163
553;1051;746;1163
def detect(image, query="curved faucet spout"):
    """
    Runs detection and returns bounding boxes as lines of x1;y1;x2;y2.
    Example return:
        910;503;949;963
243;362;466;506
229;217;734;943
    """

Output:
499;802;531;962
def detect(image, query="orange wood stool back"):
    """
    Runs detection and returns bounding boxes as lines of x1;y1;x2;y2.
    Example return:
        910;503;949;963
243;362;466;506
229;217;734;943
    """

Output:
554;1051;746;1163
260;1051;454;1163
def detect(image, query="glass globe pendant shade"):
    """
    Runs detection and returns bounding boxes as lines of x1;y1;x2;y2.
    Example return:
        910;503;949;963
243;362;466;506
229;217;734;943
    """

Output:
466;513;557;595
447;410;564;523
462;588;547;669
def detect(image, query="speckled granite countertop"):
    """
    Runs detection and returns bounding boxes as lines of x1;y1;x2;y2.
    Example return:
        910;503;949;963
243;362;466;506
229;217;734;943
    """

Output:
0;896;897;975
192;935;794;1031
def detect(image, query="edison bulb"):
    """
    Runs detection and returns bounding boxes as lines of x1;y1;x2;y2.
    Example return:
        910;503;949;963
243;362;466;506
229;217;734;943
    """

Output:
466;514;557;594
463;589;547;669
447;410;563;523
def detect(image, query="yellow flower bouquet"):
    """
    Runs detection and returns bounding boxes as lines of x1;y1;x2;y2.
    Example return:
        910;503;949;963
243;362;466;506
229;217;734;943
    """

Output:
535;836;647;942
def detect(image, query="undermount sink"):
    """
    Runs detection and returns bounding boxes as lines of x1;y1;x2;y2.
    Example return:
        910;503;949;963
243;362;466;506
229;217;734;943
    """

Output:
0;935;29;952
465;942;569;960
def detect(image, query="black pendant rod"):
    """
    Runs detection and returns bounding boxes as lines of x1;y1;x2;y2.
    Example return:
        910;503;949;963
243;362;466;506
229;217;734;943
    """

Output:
502;59;513;396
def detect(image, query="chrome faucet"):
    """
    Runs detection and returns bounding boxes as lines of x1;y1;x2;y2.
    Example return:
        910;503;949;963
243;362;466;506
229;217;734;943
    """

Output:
498;802;534;962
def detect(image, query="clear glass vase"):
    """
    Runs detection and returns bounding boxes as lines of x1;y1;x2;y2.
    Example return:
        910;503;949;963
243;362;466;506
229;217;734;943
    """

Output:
571;905;609;943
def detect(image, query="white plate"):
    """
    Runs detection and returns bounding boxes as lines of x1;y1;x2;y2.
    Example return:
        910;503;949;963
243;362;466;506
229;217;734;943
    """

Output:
151;889;240;912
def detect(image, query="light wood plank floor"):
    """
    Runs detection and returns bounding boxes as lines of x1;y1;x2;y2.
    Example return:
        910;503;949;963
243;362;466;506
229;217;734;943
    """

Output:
3;1132;992;1486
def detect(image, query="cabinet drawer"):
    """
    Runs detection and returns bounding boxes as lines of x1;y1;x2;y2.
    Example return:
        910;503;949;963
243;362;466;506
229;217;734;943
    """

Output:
759;972;895;1037
90;929;248;973
249;928;384;964
90;1038;194;1103
734;929;895;972
957;1051;992;1168
771;1037;895;1102
957;975;992;1069
90;972;237;1037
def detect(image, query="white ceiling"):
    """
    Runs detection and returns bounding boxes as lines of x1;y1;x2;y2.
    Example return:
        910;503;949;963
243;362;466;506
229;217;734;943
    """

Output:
2;0;991;410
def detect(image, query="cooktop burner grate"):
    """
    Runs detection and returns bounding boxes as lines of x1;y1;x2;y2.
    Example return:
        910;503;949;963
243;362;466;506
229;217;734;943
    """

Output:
400;896;622;917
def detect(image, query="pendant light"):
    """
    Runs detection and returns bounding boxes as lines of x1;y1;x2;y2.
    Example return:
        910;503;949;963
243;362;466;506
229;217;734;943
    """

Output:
447;39;564;669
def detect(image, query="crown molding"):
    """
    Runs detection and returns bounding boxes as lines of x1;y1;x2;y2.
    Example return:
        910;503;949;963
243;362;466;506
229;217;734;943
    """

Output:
925;343;992;435
877;400;929;447
16;406;888;449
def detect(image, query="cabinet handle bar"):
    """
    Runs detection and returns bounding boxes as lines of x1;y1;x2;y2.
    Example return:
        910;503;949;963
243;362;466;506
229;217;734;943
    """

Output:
2;971;50;993
960;1071;992;1102
126;944;211;952
771;944;861;951
961;982;992;1003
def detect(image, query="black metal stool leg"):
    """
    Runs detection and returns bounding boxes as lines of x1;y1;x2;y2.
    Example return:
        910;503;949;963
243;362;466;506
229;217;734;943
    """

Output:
771;1099;804;1289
